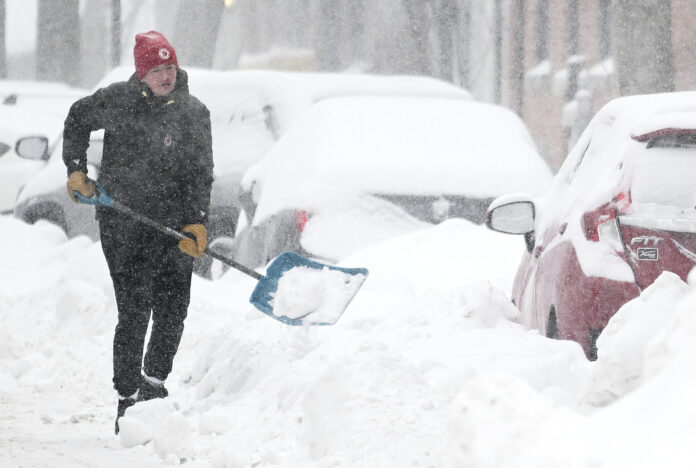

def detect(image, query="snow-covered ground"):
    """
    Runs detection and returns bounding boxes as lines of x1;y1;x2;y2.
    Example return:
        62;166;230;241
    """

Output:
1;213;695;467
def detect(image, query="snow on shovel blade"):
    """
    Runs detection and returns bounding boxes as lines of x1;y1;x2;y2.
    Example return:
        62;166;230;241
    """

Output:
249;252;369;326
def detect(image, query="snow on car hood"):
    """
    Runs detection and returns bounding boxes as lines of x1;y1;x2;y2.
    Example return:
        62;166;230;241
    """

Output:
245;96;553;224
300;193;431;262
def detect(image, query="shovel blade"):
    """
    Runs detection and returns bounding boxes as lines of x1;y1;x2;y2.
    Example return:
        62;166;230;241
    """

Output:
249;252;369;326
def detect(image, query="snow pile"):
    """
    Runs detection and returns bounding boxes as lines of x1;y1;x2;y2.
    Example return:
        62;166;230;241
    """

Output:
582;271;692;406
2;213;696;467
446;269;696;468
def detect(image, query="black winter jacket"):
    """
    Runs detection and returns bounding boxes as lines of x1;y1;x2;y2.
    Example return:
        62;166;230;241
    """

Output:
63;69;214;229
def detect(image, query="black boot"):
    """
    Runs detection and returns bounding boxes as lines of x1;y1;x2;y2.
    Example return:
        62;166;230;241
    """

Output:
139;374;168;401
115;394;137;435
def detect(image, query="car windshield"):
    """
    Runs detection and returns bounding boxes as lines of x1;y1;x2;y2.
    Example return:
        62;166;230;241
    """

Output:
629;143;696;218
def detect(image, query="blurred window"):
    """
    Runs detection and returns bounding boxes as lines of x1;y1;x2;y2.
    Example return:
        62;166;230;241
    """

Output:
567;0;579;56
535;0;549;61
599;0;612;59
630;144;696;210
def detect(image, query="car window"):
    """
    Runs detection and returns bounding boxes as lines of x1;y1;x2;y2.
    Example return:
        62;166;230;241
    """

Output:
0;141;10;157
566;138;592;183
630;145;696;211
262;104;279;139
565;127;612;186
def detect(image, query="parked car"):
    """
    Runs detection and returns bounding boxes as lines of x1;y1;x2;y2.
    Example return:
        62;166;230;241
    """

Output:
0;106;65;213
14;68;280;276
15;129;240;250
0;79;86;118
220;95;552;276
14;131;104;237
15;68;472;277
485;91;696;360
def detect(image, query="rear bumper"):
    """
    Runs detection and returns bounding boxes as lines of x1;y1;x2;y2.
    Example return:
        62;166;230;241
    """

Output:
559;276;641;358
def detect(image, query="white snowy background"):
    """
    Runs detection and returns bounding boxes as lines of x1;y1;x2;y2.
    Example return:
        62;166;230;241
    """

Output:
2;210;695;467
2;1;696;467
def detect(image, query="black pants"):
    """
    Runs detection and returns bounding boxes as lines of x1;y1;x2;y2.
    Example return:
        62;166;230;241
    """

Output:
99;212;193;397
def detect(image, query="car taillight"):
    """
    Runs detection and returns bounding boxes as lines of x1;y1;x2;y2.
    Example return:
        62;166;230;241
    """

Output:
581;191;631;247
295;210;310;233
614;191;631;212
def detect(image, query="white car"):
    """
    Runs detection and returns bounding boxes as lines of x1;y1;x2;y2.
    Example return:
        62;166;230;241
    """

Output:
14;67;282;244
0;106;65;213
226;95;553;271
0;79;86;118
14;131;104;237
16;68;472;277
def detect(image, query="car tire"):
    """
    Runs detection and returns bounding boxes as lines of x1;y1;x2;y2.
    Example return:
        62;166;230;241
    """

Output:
24;204;68;234
192;255;212;279
546;307;559;339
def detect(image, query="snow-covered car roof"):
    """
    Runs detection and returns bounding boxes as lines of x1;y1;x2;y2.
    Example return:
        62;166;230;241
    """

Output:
92;67;474;178
95;67;472;104
538;90;696;226
0;79;87;118
18;68;476;206
244;96;552;223
0;79;85;99
0;105;64;146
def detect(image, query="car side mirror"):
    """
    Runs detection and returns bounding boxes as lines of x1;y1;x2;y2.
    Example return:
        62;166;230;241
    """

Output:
485;199;536;235
16;136;49;161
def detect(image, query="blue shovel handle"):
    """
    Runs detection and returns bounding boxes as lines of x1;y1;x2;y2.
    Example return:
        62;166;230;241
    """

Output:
71;178;367;326
73;178;114;206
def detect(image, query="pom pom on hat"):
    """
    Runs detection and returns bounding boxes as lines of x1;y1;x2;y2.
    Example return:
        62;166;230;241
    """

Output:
133;31;178;79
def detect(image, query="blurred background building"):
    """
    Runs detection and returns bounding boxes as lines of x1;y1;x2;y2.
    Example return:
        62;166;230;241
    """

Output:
1;0;693;171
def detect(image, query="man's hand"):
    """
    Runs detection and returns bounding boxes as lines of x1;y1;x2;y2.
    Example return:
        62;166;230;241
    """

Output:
178;224;207;258
66;171;96;202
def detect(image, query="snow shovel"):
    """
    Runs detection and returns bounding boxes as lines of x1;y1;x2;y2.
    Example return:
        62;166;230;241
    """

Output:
73;180;369;326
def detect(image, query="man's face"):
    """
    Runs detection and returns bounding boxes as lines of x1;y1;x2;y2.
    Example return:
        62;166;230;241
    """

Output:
142;64;177;96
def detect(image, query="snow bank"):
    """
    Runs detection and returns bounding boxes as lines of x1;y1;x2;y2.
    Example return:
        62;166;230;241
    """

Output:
446;269;696;468
3;212;696;467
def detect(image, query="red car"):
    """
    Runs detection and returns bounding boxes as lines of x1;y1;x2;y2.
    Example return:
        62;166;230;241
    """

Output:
485;92;696;360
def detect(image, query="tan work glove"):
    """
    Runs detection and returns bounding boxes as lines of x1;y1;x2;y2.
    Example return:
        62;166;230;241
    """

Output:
178;224;207;258
66;171;96;202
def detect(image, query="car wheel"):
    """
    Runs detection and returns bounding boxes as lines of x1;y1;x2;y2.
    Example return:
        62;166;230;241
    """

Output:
192;255;212;279
25;204;68;234
546;307;559;339
588;328;602;361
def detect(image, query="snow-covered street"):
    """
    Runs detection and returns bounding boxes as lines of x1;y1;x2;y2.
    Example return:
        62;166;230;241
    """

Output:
2;214;696;467
2;0;695;466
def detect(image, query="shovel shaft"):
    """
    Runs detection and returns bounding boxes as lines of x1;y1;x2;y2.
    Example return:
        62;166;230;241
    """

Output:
203;246;264;280
74;180;367;326
111;201;264;280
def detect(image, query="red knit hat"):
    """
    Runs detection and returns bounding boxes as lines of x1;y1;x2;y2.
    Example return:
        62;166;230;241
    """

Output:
133;31;178;79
